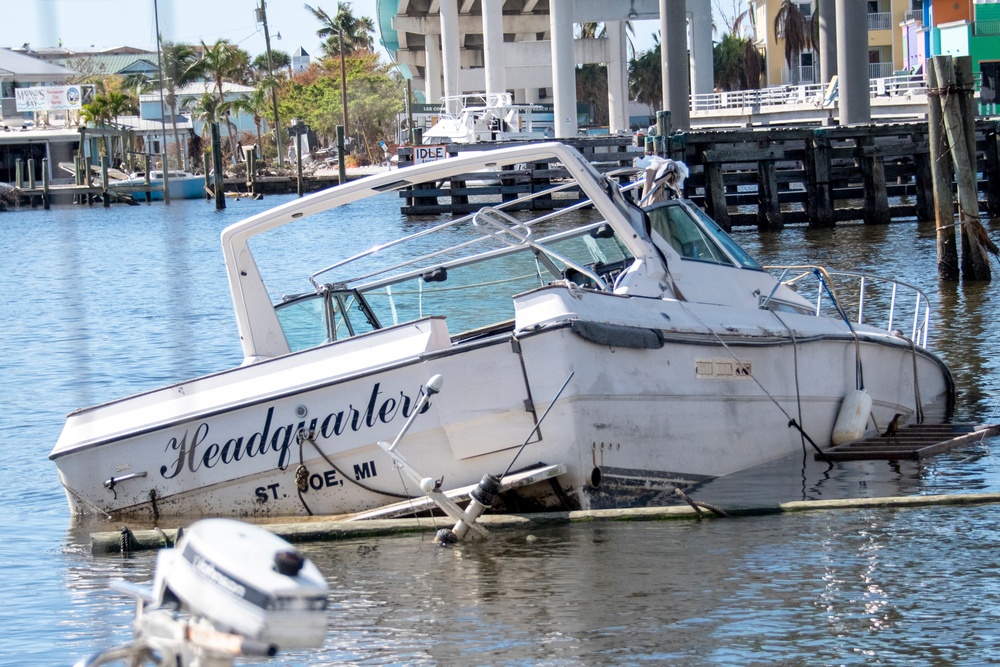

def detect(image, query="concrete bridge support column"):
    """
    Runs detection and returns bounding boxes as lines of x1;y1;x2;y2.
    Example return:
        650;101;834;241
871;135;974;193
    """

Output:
550;0;577;138
424;36;442;106
818;0;837;85
607;20;629;133
482;0;507;100
836;0;870;124
660;0;690;130
688;0;713;98
440;0;461;115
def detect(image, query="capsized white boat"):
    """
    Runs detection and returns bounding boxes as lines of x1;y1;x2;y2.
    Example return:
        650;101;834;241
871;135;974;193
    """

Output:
50;142;954;520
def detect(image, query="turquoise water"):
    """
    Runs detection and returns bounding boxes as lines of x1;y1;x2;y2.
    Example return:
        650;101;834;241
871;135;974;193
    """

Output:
2;195;1000;665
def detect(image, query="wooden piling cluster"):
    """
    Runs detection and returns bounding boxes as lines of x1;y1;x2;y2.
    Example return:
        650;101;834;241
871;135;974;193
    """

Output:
395;136;639;215
392;118;1000;233
672;119;1000;232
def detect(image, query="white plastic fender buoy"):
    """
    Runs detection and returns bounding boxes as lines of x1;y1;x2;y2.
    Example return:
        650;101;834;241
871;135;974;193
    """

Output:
831;389;873;444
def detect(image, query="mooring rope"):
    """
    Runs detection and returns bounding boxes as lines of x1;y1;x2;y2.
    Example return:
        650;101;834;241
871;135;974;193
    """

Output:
293;428;414;518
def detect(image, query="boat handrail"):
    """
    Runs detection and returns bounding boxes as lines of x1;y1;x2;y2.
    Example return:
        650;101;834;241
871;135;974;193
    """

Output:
764;265;932;347
308;167;640;291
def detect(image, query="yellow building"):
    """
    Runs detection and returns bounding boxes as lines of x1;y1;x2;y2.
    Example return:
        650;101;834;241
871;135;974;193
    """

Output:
749;0;922;86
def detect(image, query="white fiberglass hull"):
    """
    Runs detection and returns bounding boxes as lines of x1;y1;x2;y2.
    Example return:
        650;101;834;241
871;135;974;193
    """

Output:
50;288;952;520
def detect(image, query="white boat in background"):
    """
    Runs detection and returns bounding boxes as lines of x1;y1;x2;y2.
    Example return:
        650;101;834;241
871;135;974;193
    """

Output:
423;92;546;144
50;143;954;520
114;169;205;201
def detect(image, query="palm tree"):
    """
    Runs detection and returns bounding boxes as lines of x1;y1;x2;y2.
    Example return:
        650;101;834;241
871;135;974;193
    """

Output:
305;2;376;136
199;39;249;156
629;35;662;112
305;3;375;58
104;90;138;166
229;82;274;159
773;0;812;85
81;95;113;162
160;41;204;169
184;92;236;166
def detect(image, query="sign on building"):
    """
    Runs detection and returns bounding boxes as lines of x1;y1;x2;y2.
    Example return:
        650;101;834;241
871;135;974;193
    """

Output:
413;144;447;164
15;85;95;112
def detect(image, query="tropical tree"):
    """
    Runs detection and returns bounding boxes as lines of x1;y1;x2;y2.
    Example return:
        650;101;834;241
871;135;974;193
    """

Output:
229;82;275;159
629;35;662;112
81;95;113;160
773;0;812;84
184;92;236;166
305;3;375;58
577;64;609;126
104;90;138;164
160;41;204;169
253;50;291;78
199;39;251;156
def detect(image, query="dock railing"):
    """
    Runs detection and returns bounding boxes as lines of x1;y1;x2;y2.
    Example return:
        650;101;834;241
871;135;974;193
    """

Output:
764;266;932;348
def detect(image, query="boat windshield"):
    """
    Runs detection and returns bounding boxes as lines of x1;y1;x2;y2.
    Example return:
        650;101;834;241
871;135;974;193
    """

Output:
684;203;763;270
275;289;381;352
272;222;633;350
645;201;762;270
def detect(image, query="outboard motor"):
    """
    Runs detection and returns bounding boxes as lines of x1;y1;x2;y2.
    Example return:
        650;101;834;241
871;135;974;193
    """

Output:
74;519;329;667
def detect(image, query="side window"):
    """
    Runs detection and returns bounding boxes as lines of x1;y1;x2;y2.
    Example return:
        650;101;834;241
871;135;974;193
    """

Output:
647;205;730;264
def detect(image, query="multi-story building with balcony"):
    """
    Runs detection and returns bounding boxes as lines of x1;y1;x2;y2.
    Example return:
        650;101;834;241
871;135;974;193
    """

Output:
750;0;924;85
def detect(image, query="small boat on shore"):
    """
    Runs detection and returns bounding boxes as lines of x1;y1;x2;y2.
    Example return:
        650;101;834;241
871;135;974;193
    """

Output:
49;142;954;520
113;169;205;201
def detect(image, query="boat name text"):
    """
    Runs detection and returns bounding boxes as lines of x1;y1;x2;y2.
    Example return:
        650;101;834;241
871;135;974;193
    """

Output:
159;382;429;480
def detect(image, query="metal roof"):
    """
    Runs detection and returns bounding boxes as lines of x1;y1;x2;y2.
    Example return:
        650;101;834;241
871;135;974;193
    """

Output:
0;49;78;82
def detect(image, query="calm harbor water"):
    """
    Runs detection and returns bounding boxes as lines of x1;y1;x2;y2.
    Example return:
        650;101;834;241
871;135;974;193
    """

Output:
3;192;1000;666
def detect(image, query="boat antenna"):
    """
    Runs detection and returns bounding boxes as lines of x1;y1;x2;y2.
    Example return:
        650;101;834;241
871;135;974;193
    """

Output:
153;0;168;170
499;371;574;480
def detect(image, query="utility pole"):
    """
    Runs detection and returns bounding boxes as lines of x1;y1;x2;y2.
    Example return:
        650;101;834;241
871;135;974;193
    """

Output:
258;0;284;167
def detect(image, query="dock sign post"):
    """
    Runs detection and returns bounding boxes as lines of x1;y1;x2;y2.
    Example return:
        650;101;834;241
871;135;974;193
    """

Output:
413;144;447;164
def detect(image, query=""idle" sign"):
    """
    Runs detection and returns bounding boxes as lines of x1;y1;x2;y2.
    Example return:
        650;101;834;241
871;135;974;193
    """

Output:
413;145;448;164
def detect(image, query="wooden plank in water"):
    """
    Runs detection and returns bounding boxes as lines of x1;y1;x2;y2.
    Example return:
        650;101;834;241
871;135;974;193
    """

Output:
817;423;1000;461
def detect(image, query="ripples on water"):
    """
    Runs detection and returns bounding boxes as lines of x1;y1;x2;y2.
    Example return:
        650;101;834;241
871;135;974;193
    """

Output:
3;198;1000;665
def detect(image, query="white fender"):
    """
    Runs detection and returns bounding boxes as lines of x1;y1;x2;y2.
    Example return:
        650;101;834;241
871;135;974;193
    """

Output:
832;389;873;444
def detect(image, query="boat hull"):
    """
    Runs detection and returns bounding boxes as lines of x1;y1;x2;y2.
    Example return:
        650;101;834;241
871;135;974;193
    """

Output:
50;293;953;520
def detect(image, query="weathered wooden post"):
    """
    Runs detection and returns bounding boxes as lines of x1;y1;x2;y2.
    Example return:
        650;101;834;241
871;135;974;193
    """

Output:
858;135;890;225
702;147;731;231
911;128;935;222
144;154;152;204
41;158;50;210
211;122;226;210
955;56;992;280
927;55;959;280
102;156;110;208
161;152;171;206
244;145;256;197
934;55;991;280
807;129;835;227
756;139;782;231
332;124;345;187
14;158;23;189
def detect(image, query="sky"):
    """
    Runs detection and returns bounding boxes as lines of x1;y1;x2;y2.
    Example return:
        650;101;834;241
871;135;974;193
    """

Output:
3;0;666;62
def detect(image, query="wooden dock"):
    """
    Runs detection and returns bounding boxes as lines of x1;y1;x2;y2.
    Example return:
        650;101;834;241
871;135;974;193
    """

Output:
392;119;1000;228
818;423;1000;461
